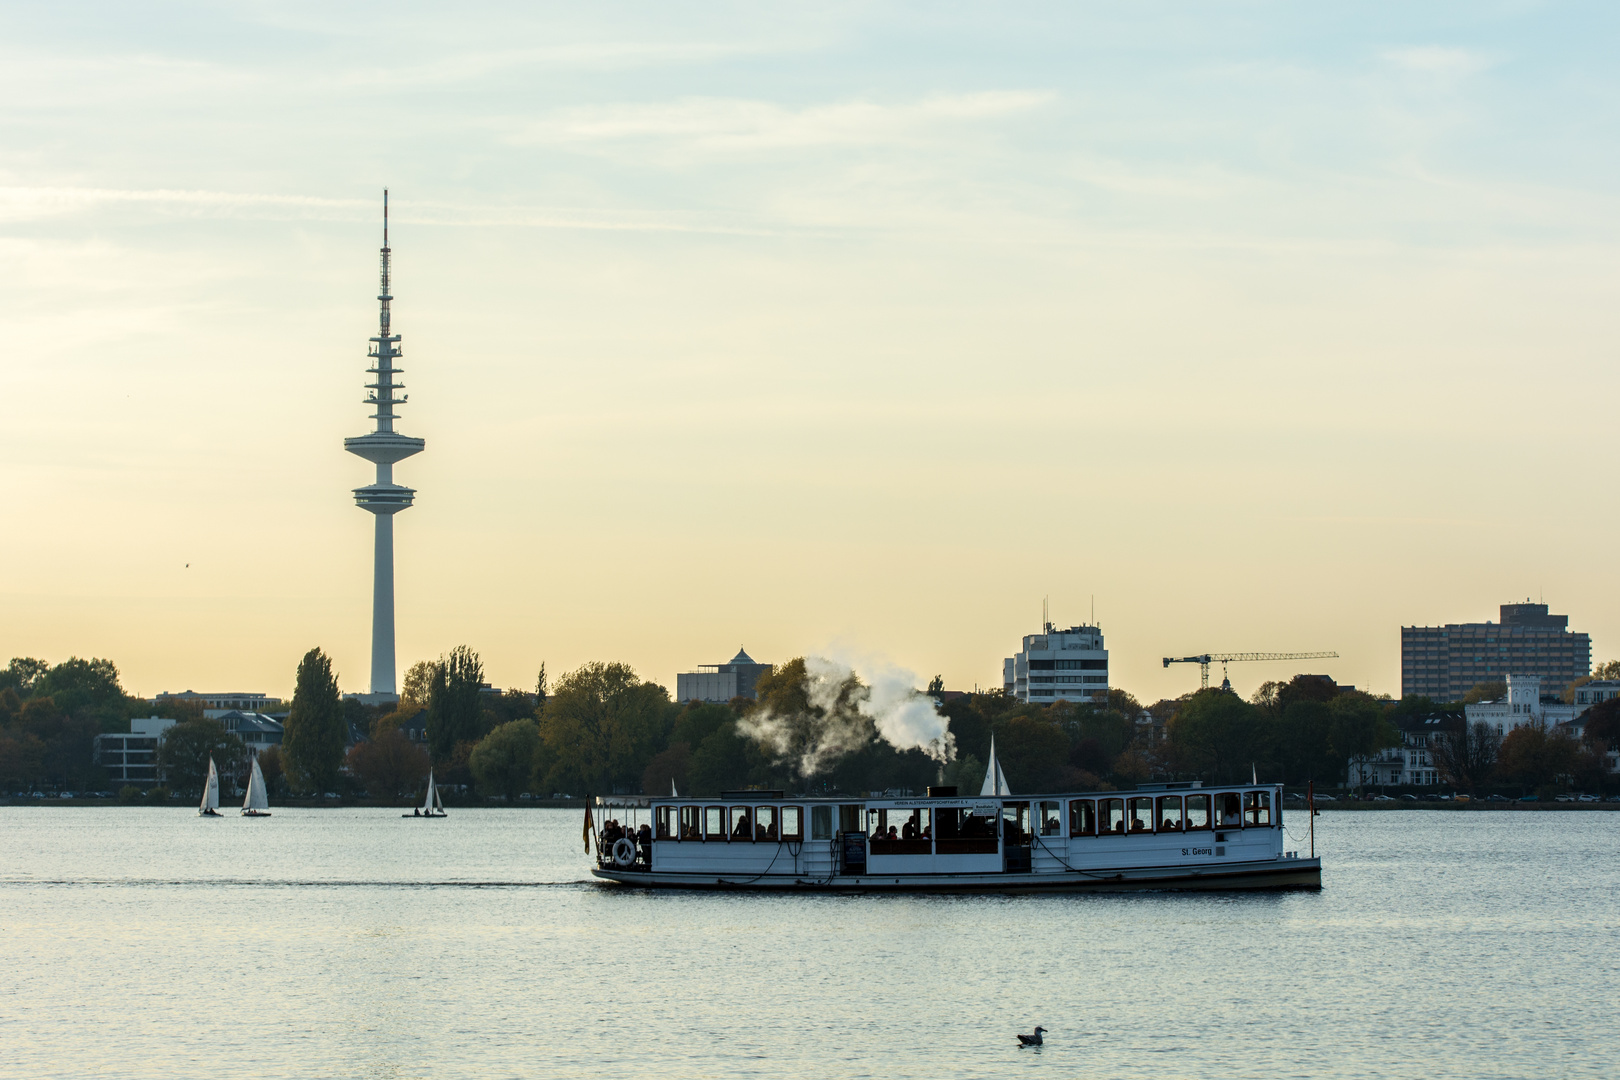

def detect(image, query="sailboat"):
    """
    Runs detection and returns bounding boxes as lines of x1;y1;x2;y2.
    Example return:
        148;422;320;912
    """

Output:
404;769;447;818
241;756;272;817
980;734;1013;797
198;757;222;817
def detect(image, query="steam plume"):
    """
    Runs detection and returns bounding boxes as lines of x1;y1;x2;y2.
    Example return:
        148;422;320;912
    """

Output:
739;655;955;777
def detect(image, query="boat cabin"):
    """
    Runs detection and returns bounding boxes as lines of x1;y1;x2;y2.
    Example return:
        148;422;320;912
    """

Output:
591;782;1308;891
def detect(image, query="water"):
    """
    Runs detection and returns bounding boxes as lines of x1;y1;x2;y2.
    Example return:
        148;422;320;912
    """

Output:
1;808;1614;1079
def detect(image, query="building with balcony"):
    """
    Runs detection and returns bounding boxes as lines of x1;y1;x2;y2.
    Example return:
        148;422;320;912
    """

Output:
1401;602;1590;702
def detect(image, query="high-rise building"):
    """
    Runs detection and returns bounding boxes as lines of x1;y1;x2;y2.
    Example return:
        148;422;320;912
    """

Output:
1401;602;1590;702
344;193;424;701
676;648;773;703
1004;624;1109;704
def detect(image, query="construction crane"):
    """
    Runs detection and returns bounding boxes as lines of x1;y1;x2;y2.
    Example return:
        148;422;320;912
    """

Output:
1162;651;1339;691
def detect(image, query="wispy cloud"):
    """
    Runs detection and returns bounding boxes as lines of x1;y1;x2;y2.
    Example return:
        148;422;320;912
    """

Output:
0;186;791;235
1380;46;1493;78
508;91;1055;151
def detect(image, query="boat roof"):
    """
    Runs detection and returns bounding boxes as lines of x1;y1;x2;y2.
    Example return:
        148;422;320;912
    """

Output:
595;782;1279;809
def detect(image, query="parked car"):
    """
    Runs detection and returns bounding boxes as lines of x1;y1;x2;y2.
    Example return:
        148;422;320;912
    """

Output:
1314;794;1337;802
1554;794;1574;803
1400;794;1418;801
1578;794;1599;803
1486;794;1508;802
58;792;75;799
1518;794;1540;802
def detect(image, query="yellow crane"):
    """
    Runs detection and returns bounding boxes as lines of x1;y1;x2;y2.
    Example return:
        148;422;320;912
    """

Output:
1162;651;1339;691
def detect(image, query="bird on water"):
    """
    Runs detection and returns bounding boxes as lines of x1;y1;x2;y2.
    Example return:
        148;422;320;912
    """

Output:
1016;1026;1046;1047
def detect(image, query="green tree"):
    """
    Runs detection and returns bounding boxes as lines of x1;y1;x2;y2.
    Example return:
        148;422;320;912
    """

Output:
685;723;755;795
993;715;1071;792
1166;689;1269;783
427;646;485;764
0;658;50;696
537;662;670;794
157;718;247;797
346;727;429;803
1595;660;1620;681
470;719;540;800
641;742;691;797
282;647;345;795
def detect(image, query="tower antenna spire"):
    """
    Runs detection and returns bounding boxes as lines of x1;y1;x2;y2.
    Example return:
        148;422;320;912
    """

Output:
343;187;425;699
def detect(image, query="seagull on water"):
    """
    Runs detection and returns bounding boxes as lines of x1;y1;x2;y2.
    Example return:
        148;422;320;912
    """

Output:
1016;1026;1046;1047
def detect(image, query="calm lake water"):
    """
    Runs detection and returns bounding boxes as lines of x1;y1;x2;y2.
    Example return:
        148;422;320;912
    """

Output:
1;807;1614;1079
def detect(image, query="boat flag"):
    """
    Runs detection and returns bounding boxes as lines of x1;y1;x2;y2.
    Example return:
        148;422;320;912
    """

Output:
583;798;594;854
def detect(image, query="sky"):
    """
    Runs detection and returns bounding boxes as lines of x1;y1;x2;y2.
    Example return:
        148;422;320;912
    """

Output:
2;1;1617;704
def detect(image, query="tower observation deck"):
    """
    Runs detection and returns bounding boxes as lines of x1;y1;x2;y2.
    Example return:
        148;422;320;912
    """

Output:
343;191;424;698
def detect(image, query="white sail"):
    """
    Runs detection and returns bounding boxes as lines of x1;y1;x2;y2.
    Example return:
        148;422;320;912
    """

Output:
422;769;436;814
200;758;219;811
670;778;679;797
432;780;445;814
243;757;270;812
980;735;1013;797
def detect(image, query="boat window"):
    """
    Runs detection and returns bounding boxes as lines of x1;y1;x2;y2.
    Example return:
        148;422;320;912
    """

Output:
1002;802;1030;846
960;807;997;839
811;805;833;840
782;806;804;841
679;805;702;840
1244;791;1271;827
755;805;778;841
1038;801;1061;836
935;806;962;839
655;806;673;840
1217;792;1243;828
704;805;725;840
1128;797;1154;833
1184;794;1210;831
838;804;863;834
870;807;932;853
1156;795;1183;832
1100;798;1125;835
1069;799;1096;837
731;806;754;841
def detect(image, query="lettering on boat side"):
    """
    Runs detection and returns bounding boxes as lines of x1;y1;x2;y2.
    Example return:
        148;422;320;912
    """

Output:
1183;847;1213;856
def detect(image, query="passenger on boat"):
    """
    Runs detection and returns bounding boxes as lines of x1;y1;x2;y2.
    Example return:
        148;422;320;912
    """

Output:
901;820;917;840
1219;794;1242;826
887;826;899;841
638;823;652;849
732;812;752;839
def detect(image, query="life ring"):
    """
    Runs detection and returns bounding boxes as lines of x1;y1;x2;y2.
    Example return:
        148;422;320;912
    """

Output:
612;837;637;868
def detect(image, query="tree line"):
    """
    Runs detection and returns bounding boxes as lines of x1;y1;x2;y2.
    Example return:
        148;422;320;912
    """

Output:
6;648;1616;801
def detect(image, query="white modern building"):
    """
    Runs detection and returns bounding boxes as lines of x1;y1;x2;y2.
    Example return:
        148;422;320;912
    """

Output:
1464;674;1579;736
677;648;773;703
154;691;279;719
93;717;178;786
1004;623;1109;704
344;193;424;705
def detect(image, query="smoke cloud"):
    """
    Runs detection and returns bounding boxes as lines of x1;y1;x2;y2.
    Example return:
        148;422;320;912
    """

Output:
739;654;955;777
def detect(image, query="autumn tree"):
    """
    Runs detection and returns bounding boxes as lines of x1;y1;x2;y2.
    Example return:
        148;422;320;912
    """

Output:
282;647;345;795
469;718;540;800
1430;720;1500;795
347;728;429;803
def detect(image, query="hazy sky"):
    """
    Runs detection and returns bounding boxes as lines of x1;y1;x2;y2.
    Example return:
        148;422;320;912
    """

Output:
3;1;1617;703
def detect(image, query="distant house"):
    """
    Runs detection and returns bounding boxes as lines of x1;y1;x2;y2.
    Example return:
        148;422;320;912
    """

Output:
218;712;284;756
1346;712;1464;788
1464;674;1579;737
93;716;178;786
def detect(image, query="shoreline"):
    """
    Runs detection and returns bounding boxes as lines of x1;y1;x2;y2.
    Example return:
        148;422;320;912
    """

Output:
3;797;1615;811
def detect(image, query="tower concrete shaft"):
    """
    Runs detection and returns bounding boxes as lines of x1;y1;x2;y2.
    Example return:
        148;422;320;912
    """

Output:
344;191;424;697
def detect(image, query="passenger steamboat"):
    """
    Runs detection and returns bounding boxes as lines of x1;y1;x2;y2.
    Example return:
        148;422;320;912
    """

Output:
588;768;1320;893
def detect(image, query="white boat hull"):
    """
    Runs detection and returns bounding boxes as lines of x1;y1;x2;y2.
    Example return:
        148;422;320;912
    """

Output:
592;856;1320;892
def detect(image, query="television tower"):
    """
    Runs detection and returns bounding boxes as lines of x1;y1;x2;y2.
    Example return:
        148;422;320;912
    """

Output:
343;191;424;698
